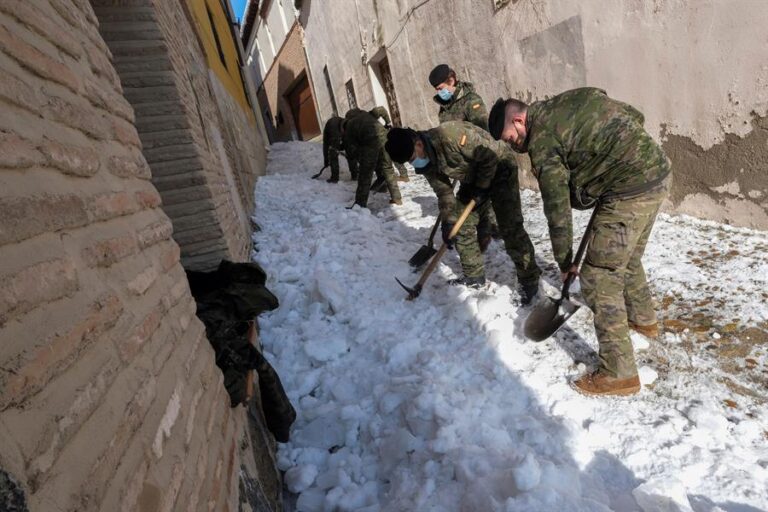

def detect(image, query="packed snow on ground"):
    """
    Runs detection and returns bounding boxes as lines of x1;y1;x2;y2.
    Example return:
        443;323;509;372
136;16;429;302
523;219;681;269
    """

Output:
252;142;768;512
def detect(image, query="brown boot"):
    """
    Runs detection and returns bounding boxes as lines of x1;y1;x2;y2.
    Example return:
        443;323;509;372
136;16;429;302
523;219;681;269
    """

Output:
397;175;410;182
389;198;403;206
572;371;640;396
629;321;659;338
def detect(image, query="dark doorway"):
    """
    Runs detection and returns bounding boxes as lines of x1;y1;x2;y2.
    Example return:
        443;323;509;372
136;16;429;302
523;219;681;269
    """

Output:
286;73;321;140
377;57;401;127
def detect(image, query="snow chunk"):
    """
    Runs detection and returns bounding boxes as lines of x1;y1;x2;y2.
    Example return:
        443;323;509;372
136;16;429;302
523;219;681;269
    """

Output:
312;267;346;313
638;366;658;385
631;331;651;351
512;453;542;492
285;464;318;493
633;478;694;512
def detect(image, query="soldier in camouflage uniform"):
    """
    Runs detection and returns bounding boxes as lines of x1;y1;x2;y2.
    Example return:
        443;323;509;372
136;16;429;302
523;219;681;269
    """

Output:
322;115;357;183
342;109;402;207
489;87;672;396
429;65;500;272
385;122;541;303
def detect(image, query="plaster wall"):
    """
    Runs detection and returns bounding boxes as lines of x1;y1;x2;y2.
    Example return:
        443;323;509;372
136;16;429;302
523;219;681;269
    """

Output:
301;0;768;229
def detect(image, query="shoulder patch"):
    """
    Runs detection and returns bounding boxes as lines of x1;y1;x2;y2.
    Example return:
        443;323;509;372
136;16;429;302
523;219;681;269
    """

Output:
472;103;481;109
459;134;467;146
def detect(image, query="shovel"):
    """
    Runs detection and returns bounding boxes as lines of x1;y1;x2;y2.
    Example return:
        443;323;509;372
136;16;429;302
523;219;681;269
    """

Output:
396;200;476;300
408;214;440;268
311;165;329;179
408;180;457;268
524;206;599;341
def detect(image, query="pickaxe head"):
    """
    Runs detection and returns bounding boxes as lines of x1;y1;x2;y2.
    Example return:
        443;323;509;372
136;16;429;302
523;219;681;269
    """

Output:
395;277;422;301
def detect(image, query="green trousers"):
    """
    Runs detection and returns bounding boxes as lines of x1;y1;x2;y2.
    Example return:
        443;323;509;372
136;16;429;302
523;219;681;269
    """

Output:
454;164;540;286
580;175;671;378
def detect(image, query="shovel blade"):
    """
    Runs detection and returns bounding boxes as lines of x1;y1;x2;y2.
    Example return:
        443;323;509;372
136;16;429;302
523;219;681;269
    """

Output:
524;297;581;342
408;245;438;268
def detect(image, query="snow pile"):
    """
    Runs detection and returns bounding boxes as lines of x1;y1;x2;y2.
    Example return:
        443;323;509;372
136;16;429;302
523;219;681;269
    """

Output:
253;142;768;512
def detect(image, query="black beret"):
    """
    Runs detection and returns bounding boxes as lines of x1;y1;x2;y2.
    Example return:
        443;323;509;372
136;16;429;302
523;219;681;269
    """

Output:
428;64;451;87
385;128;417;164
488;98;507;140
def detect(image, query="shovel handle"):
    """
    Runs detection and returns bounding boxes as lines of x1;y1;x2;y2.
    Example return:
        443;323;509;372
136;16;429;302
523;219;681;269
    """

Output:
415;199;476;289
426;214;441;247
561;205;599;299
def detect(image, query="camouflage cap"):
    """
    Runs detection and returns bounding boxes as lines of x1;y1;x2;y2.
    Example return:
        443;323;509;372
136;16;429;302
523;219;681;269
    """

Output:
488;98;507;140
385;128;417;163
428;64;451;87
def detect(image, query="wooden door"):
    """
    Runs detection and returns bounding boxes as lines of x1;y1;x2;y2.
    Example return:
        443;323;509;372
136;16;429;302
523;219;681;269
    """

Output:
378;57;401;127
287;74;321;140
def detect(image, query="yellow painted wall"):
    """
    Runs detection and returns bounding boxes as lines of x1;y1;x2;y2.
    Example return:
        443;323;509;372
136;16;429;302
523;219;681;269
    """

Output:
186;0;254;121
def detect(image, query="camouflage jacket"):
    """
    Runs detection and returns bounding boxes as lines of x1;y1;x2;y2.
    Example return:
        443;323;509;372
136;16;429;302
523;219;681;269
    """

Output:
419;121;517;222
526;87;671;270
322;116;344;167
342;111;386;159
433;81;488;131
345;106;391;125
323;107;389;166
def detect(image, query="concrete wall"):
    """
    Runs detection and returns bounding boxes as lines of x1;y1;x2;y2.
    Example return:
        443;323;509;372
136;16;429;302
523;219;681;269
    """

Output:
301;0;768;229
0;1;281;511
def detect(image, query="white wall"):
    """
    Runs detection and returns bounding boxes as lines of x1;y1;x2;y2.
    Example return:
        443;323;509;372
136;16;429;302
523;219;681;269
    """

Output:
300;0;768;229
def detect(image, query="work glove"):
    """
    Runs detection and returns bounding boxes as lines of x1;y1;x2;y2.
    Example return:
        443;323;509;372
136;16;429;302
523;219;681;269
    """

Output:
441;221;455;250
384;123;392;130
457;183;490;206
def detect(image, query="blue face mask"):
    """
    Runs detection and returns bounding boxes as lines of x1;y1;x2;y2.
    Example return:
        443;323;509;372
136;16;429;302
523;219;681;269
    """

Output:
411;156;430;169
437;88;453;101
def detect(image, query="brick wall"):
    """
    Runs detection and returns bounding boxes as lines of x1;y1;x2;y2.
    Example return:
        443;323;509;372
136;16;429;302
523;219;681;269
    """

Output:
93;0;260;272
0;1;280;511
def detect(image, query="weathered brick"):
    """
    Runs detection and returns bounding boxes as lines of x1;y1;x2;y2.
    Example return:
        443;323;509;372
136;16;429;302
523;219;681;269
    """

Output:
83;78;134;122
134;187;162;209
0;22;81;94
115;306;163;362
0;71;43;113
159;462;184;512
1;293;123;408
85;191;139;222
126;265;159;295
81;233;138;268
0;131;44;169
0;257;78;326
0;0;83;59
39;138;101;177
159;240;181;271
136;218;173;248
107;153;151;180
43;93;111;140
76;373;158;507
0;193;89;245
111;116;142;148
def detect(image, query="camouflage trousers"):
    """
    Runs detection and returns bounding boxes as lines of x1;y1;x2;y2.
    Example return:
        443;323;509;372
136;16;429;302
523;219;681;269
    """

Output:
454;164;540;285
354;128;401;206
329;150;358;181
580;175;671;378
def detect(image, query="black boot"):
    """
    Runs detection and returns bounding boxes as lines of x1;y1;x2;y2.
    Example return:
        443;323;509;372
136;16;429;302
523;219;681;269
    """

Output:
449;275;486;289
520;281;539;306
327;177;339;183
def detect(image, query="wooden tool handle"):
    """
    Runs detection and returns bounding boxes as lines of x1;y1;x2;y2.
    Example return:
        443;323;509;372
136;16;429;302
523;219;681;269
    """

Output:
416;199;476;288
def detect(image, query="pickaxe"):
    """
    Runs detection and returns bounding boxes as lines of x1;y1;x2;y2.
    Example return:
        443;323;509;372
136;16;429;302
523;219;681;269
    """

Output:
396;199;477;300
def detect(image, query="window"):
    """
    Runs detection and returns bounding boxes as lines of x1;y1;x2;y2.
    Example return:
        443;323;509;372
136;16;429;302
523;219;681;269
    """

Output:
206;4;228;71
345;79;357;110
324;66;338;116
